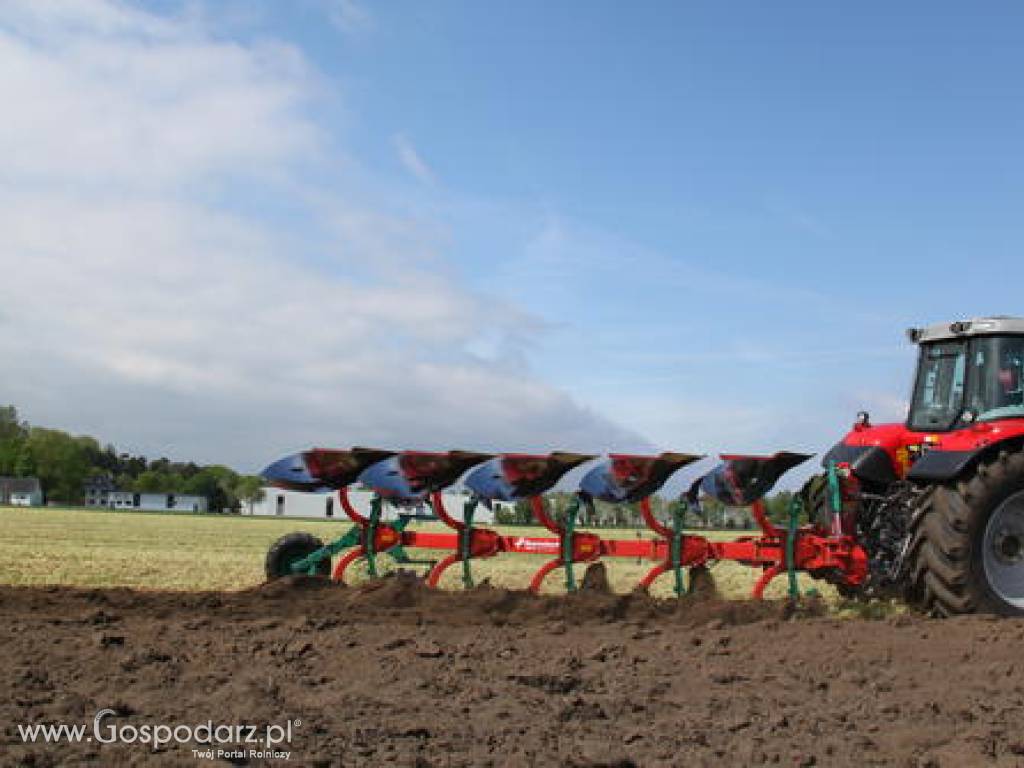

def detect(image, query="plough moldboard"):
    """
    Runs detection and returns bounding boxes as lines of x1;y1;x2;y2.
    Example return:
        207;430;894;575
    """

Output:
262;448;869;599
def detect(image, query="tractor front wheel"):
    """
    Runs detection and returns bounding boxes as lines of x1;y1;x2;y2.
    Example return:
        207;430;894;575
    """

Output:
265;532;331;580
909;450;1024;617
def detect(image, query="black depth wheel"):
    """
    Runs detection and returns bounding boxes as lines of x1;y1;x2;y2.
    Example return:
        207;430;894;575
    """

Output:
265;532;331;580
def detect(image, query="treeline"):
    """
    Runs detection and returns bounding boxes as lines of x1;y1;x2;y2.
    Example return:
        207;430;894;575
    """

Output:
0;406;262;510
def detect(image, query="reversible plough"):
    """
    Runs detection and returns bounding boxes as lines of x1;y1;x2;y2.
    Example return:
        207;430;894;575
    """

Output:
258;318;1024;616
262;449;869;599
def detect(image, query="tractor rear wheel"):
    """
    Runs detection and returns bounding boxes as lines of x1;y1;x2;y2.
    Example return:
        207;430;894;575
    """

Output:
265;532;331;580
908;450;1024;617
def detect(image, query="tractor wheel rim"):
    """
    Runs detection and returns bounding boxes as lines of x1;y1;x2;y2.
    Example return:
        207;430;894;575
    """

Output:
983;491;1024;609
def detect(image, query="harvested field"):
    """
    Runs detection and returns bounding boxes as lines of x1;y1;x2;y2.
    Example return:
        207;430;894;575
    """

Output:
3;574;1024;767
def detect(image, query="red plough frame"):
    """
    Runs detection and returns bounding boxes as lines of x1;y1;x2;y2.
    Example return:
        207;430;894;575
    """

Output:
269;449;869;598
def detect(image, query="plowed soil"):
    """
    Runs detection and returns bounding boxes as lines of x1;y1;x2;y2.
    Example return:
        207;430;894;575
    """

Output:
3;571;1023;767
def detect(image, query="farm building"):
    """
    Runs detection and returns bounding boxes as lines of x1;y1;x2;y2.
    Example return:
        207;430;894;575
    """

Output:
84;485;208;513
83;476;116;506
84;478;207;512
245;487;499;524
0;477;43;507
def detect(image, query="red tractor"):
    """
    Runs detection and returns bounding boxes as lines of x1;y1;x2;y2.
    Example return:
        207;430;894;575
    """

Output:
261;315;1024;619
810;316;1024;616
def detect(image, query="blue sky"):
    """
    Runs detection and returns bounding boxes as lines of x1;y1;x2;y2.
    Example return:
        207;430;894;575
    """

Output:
2;1;1023;488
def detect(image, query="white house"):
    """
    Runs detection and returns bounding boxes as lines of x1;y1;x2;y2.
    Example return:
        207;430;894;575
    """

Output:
244;487;499;524
86;488;208;513
0;477;43;507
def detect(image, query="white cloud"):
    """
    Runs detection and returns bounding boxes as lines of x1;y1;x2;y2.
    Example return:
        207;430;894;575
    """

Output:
0;0;179;41
0;5;317;189
393;133;436;185
324;0;370;34
0;0;642;470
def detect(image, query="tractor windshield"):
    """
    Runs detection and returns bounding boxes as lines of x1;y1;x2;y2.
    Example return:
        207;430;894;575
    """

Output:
909;335;1024;431
966;336;1024;422
908;341;967;431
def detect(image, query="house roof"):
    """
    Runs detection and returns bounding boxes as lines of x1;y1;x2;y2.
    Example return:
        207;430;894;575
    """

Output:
0;477;42;494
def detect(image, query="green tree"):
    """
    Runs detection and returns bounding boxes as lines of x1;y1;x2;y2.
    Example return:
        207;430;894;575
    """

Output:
0;439;23;476
0;405;27;442
13;444;36;478
0;405;29;476
183;466;241;512
233;475;265;514
501;499;534;524
132;470;184;494
24;428;94;503
764;490;806;526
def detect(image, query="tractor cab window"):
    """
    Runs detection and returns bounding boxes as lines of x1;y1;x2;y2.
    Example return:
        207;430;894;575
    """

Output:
967;336;1024;422
909;341;966;431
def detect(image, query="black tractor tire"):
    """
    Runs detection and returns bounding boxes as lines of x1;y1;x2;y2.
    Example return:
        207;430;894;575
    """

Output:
908;449;1024;617
265;532;331;580
799;473;832;531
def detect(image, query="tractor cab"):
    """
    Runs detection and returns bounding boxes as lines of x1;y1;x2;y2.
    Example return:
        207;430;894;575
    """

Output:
907;317;1024;432
825;317;1024;490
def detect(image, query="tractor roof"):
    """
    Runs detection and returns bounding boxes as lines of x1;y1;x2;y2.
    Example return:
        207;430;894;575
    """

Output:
908;316;1024;344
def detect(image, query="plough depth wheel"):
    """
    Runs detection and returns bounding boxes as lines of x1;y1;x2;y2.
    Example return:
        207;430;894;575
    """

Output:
265;532;331;579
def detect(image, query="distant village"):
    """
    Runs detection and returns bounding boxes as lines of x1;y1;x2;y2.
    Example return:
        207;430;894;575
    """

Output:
0;473;503;523
0;470;757;529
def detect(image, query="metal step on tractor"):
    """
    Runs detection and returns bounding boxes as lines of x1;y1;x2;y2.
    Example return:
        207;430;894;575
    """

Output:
263;316;1024;617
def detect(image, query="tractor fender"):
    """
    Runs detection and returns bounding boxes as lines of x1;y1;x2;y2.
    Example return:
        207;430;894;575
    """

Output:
906;436;1024;482
821;442;897;486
